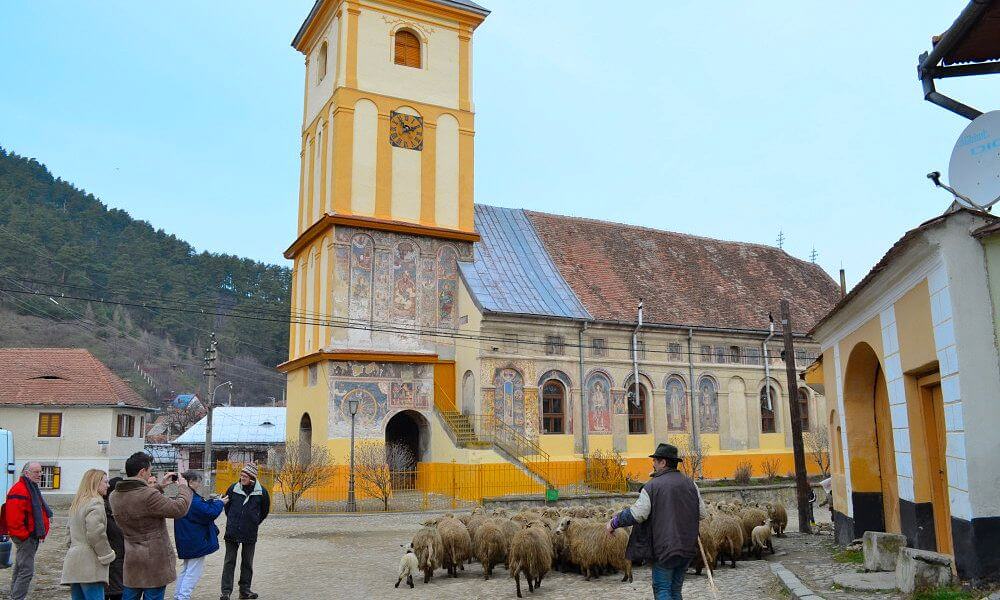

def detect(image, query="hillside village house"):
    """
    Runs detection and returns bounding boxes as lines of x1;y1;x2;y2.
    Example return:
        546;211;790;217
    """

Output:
811;207;1000;582
0;348;154;497
172;406;286;472
279;0;840;488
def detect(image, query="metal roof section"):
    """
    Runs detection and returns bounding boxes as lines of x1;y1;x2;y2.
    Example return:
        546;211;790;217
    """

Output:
172;407;286;446
460;205;592;320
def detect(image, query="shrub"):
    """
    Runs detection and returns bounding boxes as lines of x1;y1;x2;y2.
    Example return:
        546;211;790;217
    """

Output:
733;460;753;485
761;457;780;481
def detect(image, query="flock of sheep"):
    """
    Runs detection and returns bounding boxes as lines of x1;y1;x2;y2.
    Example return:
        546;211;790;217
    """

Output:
395;498;789;597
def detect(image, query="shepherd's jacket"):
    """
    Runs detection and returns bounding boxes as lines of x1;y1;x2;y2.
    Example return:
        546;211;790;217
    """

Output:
174;491;224;559
223;481;270;544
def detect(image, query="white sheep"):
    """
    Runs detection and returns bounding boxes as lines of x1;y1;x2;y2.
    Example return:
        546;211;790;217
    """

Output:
395;542;420;588
750;518;775;559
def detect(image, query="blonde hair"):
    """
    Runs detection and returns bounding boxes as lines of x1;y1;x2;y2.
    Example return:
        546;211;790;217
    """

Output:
70;469;107;513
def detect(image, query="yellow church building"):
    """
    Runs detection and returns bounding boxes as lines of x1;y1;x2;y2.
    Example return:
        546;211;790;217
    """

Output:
279;0;840;492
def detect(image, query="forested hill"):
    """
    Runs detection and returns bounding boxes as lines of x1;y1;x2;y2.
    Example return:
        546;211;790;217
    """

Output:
0;147;291;405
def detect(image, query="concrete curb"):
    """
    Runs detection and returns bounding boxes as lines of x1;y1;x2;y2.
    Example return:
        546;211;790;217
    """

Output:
770;562;825;600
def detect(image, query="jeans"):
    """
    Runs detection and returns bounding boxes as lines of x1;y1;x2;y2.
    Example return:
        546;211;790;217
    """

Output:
221;540;256;596
9;537;38;600
71;582;106;600
174;557;206;600
651;560;689;600
122;586;165;600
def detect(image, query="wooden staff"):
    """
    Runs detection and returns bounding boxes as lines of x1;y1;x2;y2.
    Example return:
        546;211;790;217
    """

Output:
697;535;721;599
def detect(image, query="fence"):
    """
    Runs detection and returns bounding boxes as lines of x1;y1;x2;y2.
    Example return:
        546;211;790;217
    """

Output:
213;454;629;514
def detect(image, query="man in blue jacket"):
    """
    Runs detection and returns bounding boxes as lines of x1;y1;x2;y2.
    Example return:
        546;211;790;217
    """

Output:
220;463;270;600
173;471;224;600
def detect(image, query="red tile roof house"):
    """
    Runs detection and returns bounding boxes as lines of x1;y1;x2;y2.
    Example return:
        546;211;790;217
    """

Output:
0;348;156;499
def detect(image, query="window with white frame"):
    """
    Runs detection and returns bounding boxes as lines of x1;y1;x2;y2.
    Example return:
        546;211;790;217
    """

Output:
39;464;60;490
116;414;135;437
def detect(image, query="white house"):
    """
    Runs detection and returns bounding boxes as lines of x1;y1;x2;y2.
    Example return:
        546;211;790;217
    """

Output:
0;348;155;498
172;407;286;472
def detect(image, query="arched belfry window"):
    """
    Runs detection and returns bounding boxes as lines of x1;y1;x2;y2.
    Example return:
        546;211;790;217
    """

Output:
317;41;328;82
394;30;421;68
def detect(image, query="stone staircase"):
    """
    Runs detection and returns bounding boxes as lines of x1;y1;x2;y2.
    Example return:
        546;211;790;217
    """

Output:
438;409;492;450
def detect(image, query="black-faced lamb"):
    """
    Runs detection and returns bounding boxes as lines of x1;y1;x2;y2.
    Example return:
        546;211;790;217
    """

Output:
395;542;419;588
411;526;443;584
509;521;552;598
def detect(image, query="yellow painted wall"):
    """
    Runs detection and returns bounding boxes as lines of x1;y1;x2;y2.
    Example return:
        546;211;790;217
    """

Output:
285;362;332;447
539;434;576;459
894;279;937;373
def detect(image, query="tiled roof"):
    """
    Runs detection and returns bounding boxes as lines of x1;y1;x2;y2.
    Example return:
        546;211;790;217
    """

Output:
0;348;149;408
460;205;591;319
524;211;840;334
172;407;286;446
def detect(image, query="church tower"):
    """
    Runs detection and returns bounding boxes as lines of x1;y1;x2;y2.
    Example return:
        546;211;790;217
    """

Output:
281;0;489;463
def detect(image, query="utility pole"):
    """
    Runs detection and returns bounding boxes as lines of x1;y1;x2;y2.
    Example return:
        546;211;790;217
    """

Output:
202;333;217;492
780;300;811;533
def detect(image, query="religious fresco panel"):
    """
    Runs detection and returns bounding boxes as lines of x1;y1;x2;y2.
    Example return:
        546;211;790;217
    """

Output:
328;361;433;438
391;242;418;323
348;234;374;327
436;246;459;329
698;377;720;433
665;376;688;432
585;371;613;434
480;359;539;439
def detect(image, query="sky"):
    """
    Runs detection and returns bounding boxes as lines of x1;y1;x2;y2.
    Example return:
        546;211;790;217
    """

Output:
2;1;999;287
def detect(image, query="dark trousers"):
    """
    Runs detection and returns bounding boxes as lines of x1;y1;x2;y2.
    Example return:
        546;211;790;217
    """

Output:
221;540;256;596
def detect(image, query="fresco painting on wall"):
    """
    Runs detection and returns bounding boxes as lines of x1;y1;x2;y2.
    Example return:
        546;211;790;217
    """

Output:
437;246;458;328
665;376;688;431
612;390;626;415
328;361;433;436
391;242;418;322
493;368;526;434
349;234;374;327
585;372;612;434
699;377;719;433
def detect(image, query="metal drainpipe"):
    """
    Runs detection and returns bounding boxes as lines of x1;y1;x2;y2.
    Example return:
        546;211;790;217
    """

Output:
631;301;643;407
579;321;590;457
763;318;776;410
687;328;699;448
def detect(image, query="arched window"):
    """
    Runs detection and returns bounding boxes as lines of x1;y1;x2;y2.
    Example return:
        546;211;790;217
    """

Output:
760;385;778;433
298;413;312;463
798;388;810;431
394;30;421;68
627;383;647;435
317;41;328;82
541;380;565;434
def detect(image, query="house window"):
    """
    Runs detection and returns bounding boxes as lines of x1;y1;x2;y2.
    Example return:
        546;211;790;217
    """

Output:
760;386;777;433
729;346;741;364
541;381;565;434
591;338;607;357
545;335;564;356
636;340;647;359
37;412;62;437
798;388;810;431
189;451;204;470
745;347;761;365
627;384;647;434
139;416;145;437
116;414;135;438
39;465;60;490
668;343;682;362
714;346;726;364
308;363;318;387
394;30;421;68
317;41;328;82
700;345;712;362
503;333;518;354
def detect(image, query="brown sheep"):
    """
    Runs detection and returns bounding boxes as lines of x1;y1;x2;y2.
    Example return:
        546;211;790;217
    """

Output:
437;516;472;577
411;526;443;583
492;516;522;567
556;517;630;582
691;520;718;576
473;519;507;579
509;521;553;598
767;501;788;537
707;513;744;567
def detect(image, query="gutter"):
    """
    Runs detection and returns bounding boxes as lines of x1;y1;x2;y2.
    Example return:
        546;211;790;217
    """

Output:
687;328;699;450
917;0;993;120
578;321;590;456
763;316;776;410
630;301;643;408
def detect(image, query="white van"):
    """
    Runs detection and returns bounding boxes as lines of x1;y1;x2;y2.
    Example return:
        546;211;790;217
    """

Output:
0;429;13;504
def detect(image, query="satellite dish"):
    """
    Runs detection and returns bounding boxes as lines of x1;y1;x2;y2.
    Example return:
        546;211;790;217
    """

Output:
949;110;1000;210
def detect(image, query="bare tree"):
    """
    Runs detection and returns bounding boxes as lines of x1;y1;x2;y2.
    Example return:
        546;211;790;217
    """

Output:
273;439;334;512
803;429;831;478
160;403;206;438
354;441;414;512
669;434;708;480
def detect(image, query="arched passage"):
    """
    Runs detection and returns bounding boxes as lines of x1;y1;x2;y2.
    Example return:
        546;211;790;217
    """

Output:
843;342;900;535
385;410;429;464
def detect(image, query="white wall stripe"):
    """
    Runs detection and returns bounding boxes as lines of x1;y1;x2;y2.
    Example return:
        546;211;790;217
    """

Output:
881;305;914;502
833;344;852;516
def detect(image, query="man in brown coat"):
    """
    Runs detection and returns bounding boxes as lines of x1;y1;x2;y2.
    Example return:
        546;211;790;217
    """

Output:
110;452;192;600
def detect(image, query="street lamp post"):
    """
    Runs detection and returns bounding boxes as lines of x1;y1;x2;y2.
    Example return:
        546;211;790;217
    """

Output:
346;396;360;512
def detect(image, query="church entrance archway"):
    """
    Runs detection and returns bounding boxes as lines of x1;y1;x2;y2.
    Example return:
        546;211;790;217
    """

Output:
385;410;429;490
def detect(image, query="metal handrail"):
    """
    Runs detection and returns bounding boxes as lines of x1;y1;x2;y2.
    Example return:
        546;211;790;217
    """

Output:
433;382;458;413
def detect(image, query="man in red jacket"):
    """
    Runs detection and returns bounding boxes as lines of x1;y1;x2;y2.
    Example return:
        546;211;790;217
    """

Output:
4;462;52;600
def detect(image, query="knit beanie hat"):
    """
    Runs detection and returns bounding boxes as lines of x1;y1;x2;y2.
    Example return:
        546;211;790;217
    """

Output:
241;462;258;481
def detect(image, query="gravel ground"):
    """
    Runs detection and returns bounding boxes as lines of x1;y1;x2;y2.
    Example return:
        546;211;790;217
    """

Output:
7;499;847;600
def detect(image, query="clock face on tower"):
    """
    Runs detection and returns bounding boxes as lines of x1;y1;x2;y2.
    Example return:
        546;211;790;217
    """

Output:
389;111;423;151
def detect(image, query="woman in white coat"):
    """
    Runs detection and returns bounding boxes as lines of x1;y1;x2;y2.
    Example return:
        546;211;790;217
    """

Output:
61;469;117;600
